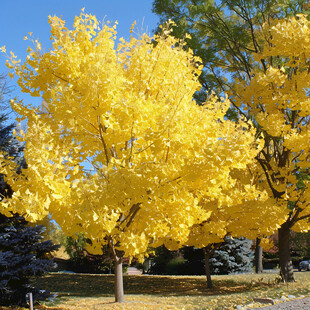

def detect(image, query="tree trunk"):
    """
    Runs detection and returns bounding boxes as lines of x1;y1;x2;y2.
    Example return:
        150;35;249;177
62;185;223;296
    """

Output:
278;224;294;282
254;238;263;274
203;247;213;289
114;255;125;302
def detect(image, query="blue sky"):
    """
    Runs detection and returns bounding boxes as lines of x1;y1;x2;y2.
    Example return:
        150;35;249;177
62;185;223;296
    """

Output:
0;0;159;114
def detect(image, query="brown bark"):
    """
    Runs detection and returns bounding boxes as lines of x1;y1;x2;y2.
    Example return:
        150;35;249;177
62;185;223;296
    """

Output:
278;224;294;282
114;255;125;302
108;236;125;302
203;247;213;289
255;238;263;274
203;244;222;289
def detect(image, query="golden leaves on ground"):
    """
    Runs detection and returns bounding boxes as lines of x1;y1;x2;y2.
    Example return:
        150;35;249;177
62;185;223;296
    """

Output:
34;273;310;310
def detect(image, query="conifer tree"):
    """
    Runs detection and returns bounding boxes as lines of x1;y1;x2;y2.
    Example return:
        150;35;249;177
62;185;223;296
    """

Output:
0;75;59;306
210;237;253;275
0;213;59;306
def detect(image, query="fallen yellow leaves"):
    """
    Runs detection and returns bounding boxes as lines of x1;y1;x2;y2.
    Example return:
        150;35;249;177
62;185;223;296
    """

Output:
32;272;310;310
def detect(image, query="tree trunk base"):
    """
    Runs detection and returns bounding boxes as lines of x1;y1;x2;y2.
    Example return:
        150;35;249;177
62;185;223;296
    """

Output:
278;225;295;282
255;238;263;274
203;246;214;289
114;255;125;302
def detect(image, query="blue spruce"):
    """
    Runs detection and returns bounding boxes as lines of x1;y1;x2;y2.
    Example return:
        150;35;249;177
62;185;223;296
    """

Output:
0;213;60;306
210;237;254;275
0;75;59;306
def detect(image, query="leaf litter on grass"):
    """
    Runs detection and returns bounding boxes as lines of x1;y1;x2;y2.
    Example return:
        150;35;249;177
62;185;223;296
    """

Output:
32;272;310;309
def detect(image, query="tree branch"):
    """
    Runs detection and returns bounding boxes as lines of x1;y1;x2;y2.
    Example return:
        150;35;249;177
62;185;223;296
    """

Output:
97;116;109;166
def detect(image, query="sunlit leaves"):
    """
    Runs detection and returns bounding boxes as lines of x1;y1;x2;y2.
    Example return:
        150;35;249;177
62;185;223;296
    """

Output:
235;14;310;233
1;11;263;258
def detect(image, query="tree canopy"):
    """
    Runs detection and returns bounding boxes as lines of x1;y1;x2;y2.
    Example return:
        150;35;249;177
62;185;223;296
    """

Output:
0;11;265;300
152;0;310;96
153;0;310;282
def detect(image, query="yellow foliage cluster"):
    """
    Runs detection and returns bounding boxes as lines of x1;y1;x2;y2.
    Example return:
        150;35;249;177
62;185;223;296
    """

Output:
0;11;270;258
234;14;310;233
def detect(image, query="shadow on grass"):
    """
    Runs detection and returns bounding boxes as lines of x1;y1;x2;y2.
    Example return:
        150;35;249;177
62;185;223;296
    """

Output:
35;273;276;298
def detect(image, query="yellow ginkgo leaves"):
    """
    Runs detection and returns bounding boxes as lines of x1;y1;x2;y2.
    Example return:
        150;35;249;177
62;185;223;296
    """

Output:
1;11;263;260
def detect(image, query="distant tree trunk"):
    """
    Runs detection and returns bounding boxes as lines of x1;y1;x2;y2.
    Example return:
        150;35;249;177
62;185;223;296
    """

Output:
203;247;213;289
278;223;294;282
114;254;125;302
255;238;263;273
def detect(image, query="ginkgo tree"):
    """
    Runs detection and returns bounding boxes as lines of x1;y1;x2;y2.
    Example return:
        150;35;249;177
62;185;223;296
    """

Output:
152;0;310;279
1;11;262;302
153;0;310;283
233;14;310;282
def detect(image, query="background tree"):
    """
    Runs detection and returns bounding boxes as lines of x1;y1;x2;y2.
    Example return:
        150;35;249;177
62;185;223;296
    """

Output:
0;213;59;306
148;246;185;275
0;75;24;199
1;11;262;302
152;0;294;278
210;237;253;275
149;237;254;279
234;14;310;281
64;233;114;274
291;232;310;262
152;0;309;96
0;75;59;307
153;0;310;282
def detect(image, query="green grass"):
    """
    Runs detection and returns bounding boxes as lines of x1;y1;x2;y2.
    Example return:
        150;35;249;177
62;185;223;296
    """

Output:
4;272;310;309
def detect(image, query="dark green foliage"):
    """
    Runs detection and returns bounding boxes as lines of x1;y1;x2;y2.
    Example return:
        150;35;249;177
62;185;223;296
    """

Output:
64;234;114;274
152;0;309;97
210;237;254;275
165;257;187;275
65;233;88;265
0;213;59;306
148;246;182;275
182;247;205;275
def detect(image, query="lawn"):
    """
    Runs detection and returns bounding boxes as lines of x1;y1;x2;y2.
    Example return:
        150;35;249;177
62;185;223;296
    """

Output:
4;272;310;309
